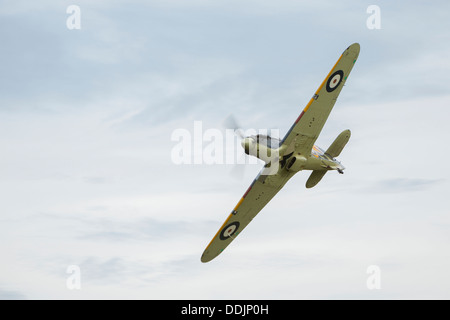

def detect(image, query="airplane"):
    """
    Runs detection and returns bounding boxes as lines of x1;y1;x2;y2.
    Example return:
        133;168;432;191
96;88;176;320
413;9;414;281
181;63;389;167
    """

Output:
201;43;360;263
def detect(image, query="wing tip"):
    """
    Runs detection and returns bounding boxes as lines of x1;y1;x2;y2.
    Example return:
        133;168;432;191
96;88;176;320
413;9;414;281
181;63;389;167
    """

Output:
344;129;351;137
200;254;209;263
347;42;360;52
345;43;360;60
200;250;216;263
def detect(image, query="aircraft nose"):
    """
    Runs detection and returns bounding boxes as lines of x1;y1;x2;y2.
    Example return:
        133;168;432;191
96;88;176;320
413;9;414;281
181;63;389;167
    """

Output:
241;137;254;155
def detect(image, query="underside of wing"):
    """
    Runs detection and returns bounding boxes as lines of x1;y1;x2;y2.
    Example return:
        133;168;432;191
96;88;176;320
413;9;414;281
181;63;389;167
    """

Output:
201;168;295;263
280;43;360;158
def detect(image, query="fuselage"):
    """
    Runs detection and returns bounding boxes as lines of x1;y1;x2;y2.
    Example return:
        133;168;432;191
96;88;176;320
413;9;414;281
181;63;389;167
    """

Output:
308;144;345;172
241;134;345;173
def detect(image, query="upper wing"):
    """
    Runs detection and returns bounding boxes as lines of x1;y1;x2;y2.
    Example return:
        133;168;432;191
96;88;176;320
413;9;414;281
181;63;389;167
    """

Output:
201;167;296;262
280;43;360;157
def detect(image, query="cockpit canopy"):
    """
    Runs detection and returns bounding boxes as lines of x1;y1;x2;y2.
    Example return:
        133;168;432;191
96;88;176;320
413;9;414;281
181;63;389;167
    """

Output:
249;134;281;149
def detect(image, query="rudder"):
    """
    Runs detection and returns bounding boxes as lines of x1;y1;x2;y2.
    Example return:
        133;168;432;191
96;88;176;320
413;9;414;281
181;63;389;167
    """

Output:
325;129;351;158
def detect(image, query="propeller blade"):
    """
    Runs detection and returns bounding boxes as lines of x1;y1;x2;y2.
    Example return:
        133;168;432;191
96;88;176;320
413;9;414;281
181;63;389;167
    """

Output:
222;114;247;180
223;114;245;139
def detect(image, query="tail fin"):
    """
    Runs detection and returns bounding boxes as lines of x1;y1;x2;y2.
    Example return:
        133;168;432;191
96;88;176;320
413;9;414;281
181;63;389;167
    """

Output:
325;129;351;158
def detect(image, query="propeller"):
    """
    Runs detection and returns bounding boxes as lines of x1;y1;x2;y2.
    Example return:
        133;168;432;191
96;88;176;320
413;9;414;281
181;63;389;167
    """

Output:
222;114;249;180
223;114;245;140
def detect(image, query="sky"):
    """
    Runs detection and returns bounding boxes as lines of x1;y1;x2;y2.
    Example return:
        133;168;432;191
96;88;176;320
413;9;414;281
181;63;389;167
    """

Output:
1;0;450;299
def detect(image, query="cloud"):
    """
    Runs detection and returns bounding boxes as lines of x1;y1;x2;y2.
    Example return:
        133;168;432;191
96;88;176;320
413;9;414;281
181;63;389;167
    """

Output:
0;288;26;300
366;178;443;193
1;0;450;300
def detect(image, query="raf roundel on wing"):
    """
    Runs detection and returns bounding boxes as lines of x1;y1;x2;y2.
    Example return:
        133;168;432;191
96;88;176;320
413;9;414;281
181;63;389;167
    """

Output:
326;70;344;92
219;222;240;240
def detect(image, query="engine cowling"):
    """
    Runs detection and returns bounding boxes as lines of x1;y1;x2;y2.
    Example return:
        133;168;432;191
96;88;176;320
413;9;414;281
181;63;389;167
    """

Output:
241;137;278;164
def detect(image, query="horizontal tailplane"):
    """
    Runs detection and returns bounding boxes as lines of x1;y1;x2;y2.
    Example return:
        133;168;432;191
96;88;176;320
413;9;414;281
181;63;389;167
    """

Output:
306;170;327;188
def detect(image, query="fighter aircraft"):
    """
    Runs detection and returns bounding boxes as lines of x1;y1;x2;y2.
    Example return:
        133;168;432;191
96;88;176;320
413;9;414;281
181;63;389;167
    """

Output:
201;43;360;263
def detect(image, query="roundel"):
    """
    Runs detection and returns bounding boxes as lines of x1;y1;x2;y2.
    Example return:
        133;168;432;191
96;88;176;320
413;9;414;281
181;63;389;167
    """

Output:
326;70;344;92
219;222;240;240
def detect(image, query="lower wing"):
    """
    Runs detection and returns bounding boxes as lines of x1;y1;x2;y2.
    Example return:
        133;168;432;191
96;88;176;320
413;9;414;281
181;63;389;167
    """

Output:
201;168;296;262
